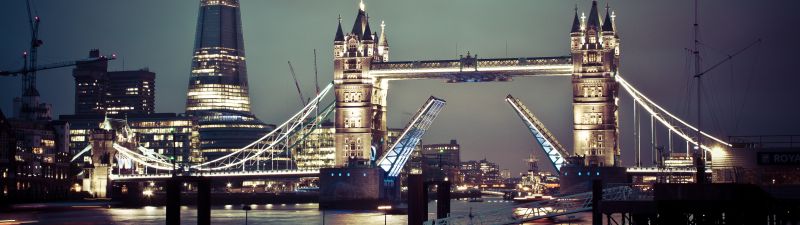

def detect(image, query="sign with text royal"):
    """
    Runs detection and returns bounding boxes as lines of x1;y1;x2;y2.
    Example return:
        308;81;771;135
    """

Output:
758;152;800;165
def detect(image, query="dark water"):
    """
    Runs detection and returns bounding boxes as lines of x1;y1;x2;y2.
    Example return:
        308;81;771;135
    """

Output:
0;198;591;224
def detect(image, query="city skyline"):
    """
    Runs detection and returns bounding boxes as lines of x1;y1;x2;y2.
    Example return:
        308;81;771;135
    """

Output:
1;0;799;174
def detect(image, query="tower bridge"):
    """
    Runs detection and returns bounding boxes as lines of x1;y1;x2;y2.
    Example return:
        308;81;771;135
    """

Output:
77;0;739;219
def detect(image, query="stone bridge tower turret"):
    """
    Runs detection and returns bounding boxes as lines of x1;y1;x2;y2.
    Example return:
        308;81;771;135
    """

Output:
333;0;390;167
570;1;621;167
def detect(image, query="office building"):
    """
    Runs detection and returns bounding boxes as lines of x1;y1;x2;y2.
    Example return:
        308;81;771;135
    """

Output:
72;49;155;116
185;0;272;162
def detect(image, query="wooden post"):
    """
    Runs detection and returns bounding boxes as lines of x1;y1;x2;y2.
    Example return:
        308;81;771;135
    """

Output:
592;179;602;225
197;177;211;225
166;177;181;225
407;174;425;225
436;181;451;219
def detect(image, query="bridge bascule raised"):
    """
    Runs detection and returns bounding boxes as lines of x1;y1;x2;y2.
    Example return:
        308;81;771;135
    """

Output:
75;0;738;221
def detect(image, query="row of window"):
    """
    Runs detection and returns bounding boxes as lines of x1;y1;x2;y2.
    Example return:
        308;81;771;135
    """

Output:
582;112;603;125
344;111;363;128
582;84;604;98
342;91;364;103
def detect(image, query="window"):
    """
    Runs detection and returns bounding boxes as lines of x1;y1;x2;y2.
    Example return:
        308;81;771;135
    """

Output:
583;113;603;125
583;86;589;98
344;111;361;128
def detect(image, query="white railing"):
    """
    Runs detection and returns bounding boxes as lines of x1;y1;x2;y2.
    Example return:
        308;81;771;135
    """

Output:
109;169;320;181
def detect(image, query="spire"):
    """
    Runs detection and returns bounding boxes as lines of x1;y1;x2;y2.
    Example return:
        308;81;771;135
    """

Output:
570;5;581;33
335;15;345;42
351;1;368;38
359;0;365;11
362;14;373;40
378;20;388;46
586;0;601;32
602;3;614;32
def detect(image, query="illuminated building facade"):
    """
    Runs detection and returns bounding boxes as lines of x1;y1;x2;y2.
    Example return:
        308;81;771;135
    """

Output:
294;124;336;170
3;113;72;202
421;139;461;167
72;49;155;116
294;123;405;170
73;50;109;115
62;113;201;167
459;159;502;188
105;70;155;115
570;1;620;166
332;0;390;167
127;113;201;166
186;0;271;161
0;111;12;203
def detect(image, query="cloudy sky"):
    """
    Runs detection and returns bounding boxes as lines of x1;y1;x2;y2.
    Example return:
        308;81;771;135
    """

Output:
1;0;799;174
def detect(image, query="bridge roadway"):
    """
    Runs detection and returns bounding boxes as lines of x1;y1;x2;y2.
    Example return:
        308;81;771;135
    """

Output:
626;166;712;176
369;56;572;81
109;166;705;181
109;169;320;181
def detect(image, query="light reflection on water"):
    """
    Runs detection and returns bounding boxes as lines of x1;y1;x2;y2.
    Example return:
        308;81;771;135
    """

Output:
0;198;590;225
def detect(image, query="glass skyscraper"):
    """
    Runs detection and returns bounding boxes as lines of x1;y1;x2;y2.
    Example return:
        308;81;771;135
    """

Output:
186;0;272;162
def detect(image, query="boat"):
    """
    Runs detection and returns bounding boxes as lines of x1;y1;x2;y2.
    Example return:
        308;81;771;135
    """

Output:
468;197;484;202
512;193;553;203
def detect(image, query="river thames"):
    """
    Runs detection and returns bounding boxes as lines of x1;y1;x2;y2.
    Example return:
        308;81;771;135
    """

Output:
0;198;591;224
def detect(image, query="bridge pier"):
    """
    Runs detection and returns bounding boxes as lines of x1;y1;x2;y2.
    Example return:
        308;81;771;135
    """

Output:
197;178;211;225
592;179;602;225
436;181;451;220
164;176;212;225
407;174;427;225
319;167;388;210
166;178;180;225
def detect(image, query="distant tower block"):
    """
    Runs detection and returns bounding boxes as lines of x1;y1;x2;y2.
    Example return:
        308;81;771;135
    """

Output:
332;0;390;167
185;0;271;162
570;1;621;167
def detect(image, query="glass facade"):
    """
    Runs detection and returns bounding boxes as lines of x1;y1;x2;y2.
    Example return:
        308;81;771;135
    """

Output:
293;126;336;170
127;113;201;167
186;0;272;161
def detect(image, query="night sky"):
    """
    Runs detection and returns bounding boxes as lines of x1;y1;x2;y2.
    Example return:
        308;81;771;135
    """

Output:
1;0;799;175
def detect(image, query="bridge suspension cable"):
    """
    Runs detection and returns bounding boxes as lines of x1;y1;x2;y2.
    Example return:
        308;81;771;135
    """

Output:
113;143;175;171
70;144;92;162
616;74;731;152
190;82;335;171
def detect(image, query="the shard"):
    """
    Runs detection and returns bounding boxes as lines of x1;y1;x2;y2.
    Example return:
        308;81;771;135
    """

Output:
186;0;271;162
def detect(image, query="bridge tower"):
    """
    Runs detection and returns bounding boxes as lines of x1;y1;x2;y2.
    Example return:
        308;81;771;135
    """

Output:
332;0;389;167
84;116;137;198
570;1;621;167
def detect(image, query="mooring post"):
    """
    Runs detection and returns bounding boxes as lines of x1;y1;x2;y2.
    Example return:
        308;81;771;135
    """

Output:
197;177;211;225
592;179;602;225
166;177;181;225
436;181;451;219
408;174;425;225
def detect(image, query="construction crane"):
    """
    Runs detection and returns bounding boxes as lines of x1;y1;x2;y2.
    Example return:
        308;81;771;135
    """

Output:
1;54;116;77
287;61;306;107
22;0;43;96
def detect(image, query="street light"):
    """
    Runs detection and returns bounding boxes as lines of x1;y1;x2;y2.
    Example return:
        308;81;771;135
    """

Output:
377;205;392;225
242;205;252;225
